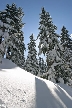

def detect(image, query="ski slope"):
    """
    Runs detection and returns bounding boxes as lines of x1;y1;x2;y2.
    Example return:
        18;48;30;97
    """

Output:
0;58;72;108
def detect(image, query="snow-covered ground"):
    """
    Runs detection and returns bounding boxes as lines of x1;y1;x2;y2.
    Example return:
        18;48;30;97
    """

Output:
0;58;72;108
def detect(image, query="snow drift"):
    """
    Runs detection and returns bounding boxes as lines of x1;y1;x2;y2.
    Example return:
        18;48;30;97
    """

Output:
0;58;72;108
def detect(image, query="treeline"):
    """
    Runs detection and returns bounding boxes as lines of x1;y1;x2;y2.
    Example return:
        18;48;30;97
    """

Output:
0;3;72;86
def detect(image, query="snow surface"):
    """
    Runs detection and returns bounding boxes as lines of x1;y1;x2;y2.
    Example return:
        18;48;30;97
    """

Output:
70;34;72;38
0;58;72;108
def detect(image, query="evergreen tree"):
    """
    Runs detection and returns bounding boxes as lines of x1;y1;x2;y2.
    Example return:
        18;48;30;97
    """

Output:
38;57;42;76
60;26;72;84
0;10;15;63
37;7;57;56
68;38;72;50
0;19;7;62
38;57;46;76
41;58;45;73
60;26;70;49
37;7;63;83
25;34;39;75
4;3;26;69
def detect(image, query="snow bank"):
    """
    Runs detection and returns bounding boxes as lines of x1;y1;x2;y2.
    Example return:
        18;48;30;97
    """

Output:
0;58;72;108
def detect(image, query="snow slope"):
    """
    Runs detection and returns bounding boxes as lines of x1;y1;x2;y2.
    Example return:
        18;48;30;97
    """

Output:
0;58;72;108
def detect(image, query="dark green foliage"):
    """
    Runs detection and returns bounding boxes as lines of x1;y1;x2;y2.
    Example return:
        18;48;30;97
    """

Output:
25;34;39;75
3;3;26;69
60;26;70;49
37;7;57;55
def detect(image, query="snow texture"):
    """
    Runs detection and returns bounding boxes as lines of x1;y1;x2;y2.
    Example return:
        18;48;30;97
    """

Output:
0;58;72;108
70;34;72;39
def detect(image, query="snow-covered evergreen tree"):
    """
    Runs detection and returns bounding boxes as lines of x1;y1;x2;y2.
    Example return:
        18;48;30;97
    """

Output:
0;10;16;63
38;57;42;76
38;57;46;76
60;26;72;84
37;7;64;83
69;38;72;50
0;20;8;62
60;26;70;49
41;58;45;73
37;7;57;56
25;34;39;75
4;3;26;69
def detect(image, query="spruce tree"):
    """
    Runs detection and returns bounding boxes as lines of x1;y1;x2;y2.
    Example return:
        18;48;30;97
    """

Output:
41;58;45;74
0;10;15;62
25;34;39;75
60;26;70;49
4;3;26;69
37;7;63;83
38;57;42;76
68;38;72;50
60;26;72;84
37;7;57;56
38;57;46;76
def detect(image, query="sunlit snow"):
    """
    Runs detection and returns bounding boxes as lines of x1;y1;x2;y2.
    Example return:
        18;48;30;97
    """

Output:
70;34;72;38
0;58;72;108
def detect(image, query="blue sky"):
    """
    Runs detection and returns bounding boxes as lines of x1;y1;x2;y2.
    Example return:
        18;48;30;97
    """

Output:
0;0;72;58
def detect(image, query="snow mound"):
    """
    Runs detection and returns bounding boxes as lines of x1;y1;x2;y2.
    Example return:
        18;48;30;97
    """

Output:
0;58;72;108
